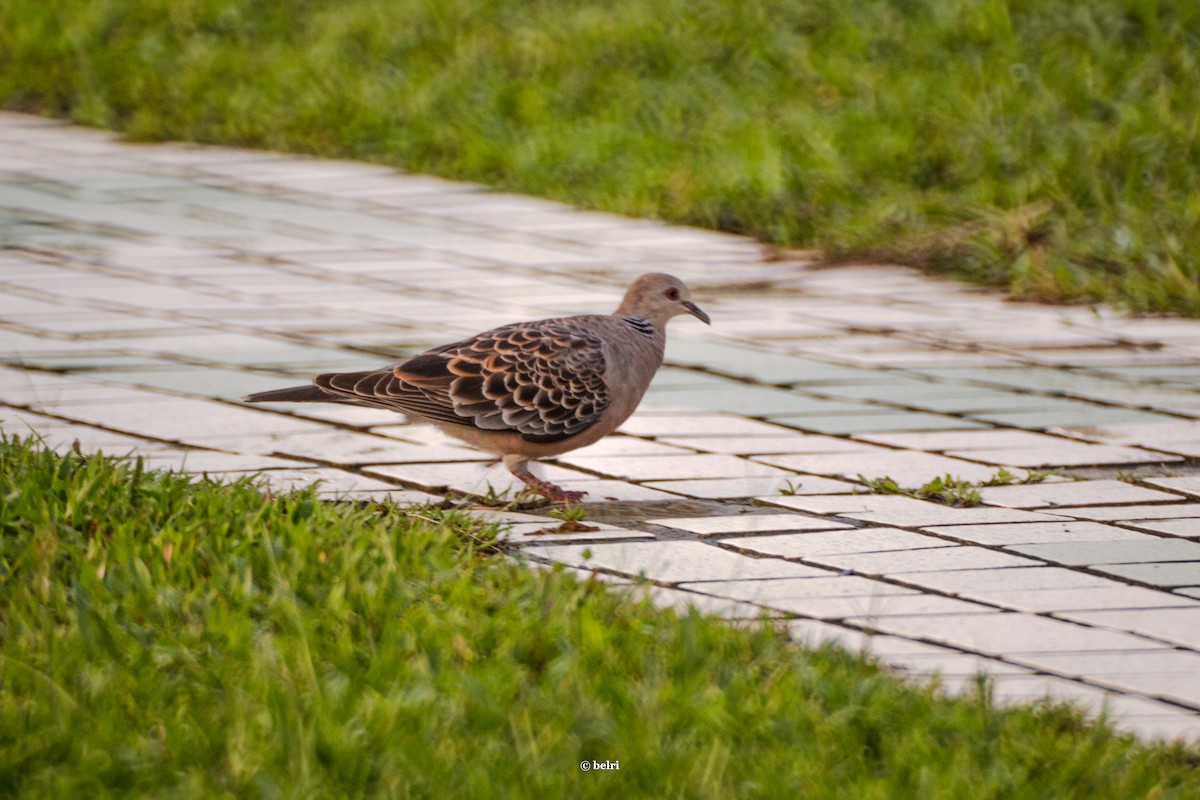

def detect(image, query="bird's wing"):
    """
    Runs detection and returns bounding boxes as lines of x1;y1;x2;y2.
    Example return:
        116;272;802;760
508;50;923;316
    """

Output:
315;319;610;443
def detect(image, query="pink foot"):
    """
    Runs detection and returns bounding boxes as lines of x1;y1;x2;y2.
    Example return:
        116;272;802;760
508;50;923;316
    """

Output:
523;477;586;503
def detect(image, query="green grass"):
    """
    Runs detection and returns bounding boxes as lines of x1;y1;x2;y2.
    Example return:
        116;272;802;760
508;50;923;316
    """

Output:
2;433;1200;797
857;472;983;506
2;0;1199;314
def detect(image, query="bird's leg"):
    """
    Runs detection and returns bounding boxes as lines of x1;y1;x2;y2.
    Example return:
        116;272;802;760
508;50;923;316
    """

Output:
503;454;586;502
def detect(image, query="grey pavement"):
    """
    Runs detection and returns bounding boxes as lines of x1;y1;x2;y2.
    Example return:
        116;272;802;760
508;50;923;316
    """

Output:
4;111;1200;743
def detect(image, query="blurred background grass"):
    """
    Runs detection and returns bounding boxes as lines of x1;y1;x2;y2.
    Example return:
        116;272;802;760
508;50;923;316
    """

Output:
2;0;1198;313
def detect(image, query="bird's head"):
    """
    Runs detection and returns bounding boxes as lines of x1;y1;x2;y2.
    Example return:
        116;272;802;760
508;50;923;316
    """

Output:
616;273;710;327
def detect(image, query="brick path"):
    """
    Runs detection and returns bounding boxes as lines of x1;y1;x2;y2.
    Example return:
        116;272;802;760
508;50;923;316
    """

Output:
4;111;1200;742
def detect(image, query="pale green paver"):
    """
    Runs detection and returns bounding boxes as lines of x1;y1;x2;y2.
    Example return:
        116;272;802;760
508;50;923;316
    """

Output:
720;528;952;558
1057;608;1200;650
764;411;992;434
954;585;1196;614
649;514;853;536
970;405;1179;430
804;546;1041;575
1053;504;1200;522
923;521;1152;546
978;480;1180;509
1124;518;1200;538
1005;539;1200;567
1144;476;1200;498
1092;562;1200;589
643;475;856;499
523;541;835;583
859;613;1163;656
945;444;1180;468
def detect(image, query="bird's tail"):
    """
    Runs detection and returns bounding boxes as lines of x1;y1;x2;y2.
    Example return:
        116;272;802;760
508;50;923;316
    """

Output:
242;384;334;403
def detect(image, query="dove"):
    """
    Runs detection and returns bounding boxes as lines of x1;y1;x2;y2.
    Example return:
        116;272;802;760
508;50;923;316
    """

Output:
243;273;709;501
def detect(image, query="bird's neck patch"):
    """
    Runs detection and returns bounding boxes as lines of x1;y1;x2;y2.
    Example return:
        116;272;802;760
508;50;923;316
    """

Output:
620;316;656;338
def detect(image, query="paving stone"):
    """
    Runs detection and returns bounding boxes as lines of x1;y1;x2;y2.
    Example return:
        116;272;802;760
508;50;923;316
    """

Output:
365;460;591;496
654;434;876;455
520;541;837;583
720;529;952;558
894;391;1067;415
320;488;442;504
923;520;1152;546
1119;715;1200;742
855;612;1163;655
756;451;1010;485
946;444;1179;468
556;453;792;481
497;522;655;544
765;592;993;620
3;421;162;455
1054;504;1200;522
646;475;856;499
983;674;1138;710
977;480;1180;509
854;634;973;659
561;479;685;502
1143;476;1200;498
759;493;1063;527
617;412;797;437
1175;587;1200;600
887;654;1033;685
1005;538;1200;567
1092;562;1200;589
971;405;1175;430
689;576;919;601
767;412;991;435
818;380;1013;402
199;467;398;494
6;378;169;407
650;384;871;418
566;436;692;457
1012;649;1200;679
642;586;773;619
1072;424;1200;455
898;566;1123;595
1057;608;1200;649
1100;688;1200;732
649;513;853;537
785;619;881;650
665;339;877;385
0;404;72;430
804;546;1041;575
45;395;330;442
238;429;479;465
93;366;292;399
958;584;1196;614
855;429;1065;451
914;365;1135;395
1120;518;1200;539
135;448;305;473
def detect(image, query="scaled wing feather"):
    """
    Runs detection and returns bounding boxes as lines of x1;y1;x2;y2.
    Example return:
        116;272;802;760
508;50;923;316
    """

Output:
314;320;609;443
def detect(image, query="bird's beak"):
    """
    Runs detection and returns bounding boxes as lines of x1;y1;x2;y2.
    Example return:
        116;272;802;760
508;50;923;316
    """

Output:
683;300;711;325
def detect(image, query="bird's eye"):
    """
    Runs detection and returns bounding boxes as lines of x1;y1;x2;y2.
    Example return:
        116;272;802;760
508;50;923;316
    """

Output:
664;287;680;301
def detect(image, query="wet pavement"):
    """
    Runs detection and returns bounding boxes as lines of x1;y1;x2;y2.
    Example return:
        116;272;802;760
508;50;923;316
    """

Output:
4;111;1200;742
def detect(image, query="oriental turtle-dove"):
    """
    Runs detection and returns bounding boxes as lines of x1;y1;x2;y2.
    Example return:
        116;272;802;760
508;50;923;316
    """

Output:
243;273;709;500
